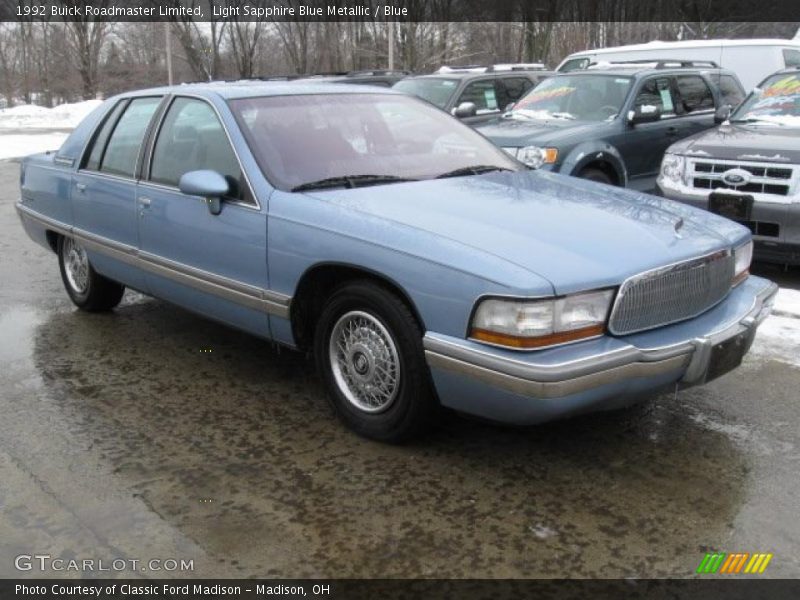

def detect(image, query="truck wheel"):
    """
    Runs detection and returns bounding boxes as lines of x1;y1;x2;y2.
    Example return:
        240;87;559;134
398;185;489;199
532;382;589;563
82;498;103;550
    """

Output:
314;281;438;442
578;167;614;185
58;236;125;311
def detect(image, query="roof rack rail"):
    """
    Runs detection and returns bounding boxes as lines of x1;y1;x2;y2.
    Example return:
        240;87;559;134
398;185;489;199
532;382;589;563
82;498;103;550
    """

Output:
346;69;411;77
589;58;720;69
436;63;548;74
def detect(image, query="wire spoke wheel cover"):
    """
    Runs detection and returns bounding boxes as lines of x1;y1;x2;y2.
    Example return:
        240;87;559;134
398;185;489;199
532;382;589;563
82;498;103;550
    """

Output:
63;237;89;294
328;310;401;413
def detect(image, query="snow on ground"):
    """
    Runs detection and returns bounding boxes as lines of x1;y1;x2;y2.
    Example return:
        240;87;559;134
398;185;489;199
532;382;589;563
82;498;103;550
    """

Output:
0;99;102;130
773;286;800;318
0;133;68;160
750;287;800;368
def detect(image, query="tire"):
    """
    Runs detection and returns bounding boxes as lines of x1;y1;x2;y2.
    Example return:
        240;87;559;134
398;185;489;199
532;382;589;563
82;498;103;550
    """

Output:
57;236;125;311
314;281;438;442
578;167;614;185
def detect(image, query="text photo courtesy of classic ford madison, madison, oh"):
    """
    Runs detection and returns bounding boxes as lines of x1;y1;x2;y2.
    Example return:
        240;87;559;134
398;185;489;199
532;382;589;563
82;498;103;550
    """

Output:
1;1;800;599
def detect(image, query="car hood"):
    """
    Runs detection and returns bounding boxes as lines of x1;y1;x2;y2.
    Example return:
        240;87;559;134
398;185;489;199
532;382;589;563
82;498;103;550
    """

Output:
475;116;605;147
308;171;746;294
669;123;800;163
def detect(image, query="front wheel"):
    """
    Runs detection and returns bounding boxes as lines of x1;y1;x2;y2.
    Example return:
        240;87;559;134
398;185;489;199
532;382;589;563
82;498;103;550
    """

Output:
314;281;438;442
58;236;125;311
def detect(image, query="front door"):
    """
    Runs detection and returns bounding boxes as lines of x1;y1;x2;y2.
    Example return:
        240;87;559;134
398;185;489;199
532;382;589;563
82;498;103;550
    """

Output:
136;96;269;338
615;76;682;191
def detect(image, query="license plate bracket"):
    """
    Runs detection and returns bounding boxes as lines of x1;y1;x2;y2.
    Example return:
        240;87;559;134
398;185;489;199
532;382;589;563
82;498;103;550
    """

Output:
705;331;749;383
708;193;753;221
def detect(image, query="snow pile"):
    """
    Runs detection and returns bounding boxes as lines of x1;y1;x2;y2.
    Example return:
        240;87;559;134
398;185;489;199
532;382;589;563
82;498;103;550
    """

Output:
0;99;102;130
0;133;68;160
774;286;800;319
750;286;800;368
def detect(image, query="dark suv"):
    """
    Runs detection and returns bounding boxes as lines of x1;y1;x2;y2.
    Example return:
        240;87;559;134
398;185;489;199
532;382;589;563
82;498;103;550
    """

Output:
393;66;553;125
474;61;745;192
658;68;800;265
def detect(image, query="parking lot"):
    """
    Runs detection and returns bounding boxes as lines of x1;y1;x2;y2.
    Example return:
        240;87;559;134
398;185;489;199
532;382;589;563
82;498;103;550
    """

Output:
1;157;799;578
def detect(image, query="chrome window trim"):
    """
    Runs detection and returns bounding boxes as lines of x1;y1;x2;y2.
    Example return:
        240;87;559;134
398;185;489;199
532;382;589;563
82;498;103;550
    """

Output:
145;93;261;211
608;248;733;335
16;203;289;318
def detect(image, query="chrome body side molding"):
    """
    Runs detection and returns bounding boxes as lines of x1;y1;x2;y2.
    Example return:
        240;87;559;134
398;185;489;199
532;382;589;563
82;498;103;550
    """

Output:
16;202;291;319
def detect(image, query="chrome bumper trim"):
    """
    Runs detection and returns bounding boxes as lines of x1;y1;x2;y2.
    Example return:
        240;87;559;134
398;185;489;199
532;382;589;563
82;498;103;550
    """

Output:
424;281;778;399
16;202;292;318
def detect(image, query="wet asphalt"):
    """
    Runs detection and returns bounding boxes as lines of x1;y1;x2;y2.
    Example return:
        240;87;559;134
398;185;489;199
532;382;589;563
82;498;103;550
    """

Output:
1;159;799;579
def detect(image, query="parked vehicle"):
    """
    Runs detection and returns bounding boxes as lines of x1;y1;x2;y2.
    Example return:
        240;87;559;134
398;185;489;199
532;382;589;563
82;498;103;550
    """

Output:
658;67;800;265
392;65;552;125
475;61;744;192
263;69;410;87
556;39;800;91
17;82;776;441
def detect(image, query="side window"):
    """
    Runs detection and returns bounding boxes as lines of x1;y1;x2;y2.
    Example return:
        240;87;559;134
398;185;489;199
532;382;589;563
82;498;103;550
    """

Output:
718;75;745;107
99;97;161;178
82;100;127;171
675;75;715;113
499;77;534;107
634;77;676;116
150;97;244;201
456;79;500;113
784;49;800;68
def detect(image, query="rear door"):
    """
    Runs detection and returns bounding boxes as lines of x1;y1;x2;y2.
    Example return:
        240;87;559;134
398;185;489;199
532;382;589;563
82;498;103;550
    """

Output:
136;95;269;338
672;74;717;138
72;96;163;291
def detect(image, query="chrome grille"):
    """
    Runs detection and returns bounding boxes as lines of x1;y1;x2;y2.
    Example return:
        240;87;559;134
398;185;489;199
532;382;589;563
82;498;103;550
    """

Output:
690;159;794;196
609;251;734;335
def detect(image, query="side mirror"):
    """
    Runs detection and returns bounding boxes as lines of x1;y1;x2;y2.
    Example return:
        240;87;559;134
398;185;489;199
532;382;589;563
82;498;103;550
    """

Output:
453;101;478;119
714;104;732;124
504;102;516;112
627;105;662;125
179;170;229;216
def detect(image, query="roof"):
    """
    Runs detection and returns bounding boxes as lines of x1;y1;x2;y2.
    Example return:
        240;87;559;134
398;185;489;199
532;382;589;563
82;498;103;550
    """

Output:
404;70;552;81
568;38;800;57
115;80;401;101
554;65;738;78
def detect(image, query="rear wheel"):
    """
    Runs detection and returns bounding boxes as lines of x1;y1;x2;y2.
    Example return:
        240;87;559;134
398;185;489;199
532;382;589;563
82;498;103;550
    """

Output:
314;281;438;442
58;236;125;311
578;167;614;185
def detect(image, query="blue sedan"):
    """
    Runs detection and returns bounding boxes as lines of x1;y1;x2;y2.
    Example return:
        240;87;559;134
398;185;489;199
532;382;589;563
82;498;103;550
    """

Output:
17;82;777;441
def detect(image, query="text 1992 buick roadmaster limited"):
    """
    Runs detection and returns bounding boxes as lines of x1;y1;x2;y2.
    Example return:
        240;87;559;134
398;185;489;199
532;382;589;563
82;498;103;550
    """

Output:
17;82;777;441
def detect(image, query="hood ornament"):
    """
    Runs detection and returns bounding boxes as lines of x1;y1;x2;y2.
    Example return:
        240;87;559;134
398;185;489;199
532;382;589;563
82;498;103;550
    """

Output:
673;217;684;238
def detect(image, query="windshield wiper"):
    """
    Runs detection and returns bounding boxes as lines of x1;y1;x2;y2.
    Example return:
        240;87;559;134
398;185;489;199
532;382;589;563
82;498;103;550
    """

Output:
291;174;416;192
729;117;783;125
550;112;576;120
435;165;513;179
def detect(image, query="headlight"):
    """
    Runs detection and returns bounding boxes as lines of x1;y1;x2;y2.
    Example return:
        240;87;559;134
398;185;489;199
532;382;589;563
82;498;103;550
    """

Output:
517;146;558;169
470;289;615;349
733;240;753;285
660;153;685;183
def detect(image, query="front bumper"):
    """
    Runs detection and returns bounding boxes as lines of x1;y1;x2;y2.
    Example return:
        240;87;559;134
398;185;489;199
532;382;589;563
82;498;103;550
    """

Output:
423;276;777;424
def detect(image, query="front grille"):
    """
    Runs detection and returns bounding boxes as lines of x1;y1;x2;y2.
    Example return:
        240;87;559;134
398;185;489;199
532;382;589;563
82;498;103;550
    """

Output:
690;160;794;196
609;251;734;335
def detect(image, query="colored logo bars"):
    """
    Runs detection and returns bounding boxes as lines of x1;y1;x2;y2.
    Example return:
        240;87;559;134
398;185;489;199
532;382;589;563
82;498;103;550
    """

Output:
697;552;773;574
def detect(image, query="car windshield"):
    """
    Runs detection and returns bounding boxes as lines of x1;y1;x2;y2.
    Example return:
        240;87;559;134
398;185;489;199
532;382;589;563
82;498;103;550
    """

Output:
509;74;632;122
229;93;520;191
392;77;459;109
730;72;800;127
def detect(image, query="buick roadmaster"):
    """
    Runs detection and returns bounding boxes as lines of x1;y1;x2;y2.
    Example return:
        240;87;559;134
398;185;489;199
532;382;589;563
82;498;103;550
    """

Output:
17;83;777;441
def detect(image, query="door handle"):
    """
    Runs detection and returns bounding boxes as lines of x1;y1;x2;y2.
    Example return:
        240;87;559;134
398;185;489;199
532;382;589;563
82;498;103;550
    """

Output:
138;196;151;207
75;183;87;193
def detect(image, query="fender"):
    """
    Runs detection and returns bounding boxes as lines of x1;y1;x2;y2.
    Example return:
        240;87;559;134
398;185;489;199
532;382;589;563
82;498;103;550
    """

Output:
559;142;628;187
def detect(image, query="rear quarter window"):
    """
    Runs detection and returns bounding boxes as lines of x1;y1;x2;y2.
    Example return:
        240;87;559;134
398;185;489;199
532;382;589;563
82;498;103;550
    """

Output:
784;49;800;68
